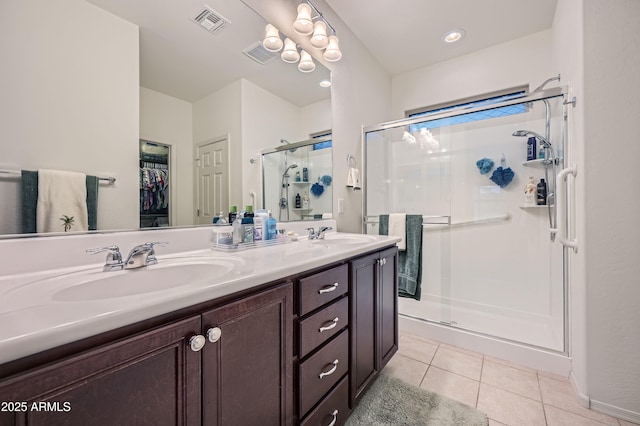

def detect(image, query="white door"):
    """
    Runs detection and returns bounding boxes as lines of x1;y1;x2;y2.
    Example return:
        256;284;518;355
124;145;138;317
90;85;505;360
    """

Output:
196;137;229;225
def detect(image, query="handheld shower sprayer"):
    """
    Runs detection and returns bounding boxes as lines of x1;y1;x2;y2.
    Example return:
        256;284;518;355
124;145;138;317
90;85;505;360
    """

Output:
512;130;552;149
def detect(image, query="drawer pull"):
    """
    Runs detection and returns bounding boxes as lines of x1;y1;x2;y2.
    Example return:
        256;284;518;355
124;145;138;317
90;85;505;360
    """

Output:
318;282;339;294
319;317;339;333
319;359;339;379
327;409;338;426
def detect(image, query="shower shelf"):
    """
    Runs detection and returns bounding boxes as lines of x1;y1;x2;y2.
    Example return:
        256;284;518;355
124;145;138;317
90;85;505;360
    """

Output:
292;208;312;211
519;204;554;209
522;159;550;166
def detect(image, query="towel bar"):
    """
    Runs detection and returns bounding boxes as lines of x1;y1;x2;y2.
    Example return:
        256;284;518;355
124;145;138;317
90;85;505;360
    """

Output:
0;169;116;185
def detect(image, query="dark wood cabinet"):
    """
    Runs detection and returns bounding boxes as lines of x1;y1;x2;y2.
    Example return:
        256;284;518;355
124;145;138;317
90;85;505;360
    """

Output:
0;316;202;426
349;246;398;404
202;283;293;426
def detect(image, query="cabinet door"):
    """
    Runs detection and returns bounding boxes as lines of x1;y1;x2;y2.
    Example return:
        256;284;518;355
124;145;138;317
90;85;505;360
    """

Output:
201;283;293;426
378;247;398;368
349;253;378;403
0;316;202;426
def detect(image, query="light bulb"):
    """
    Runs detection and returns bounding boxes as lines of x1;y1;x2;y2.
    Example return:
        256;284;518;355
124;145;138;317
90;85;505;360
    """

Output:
310;21;329;49
293;3;314;35
263;24;283;52
281;38;300;63
298;50;316;73
323;35;342;62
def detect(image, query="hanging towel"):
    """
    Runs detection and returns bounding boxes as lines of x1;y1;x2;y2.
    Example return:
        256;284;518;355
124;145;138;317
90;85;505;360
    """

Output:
21;170;38;233
346;167;361;190
388;213;407;251
37;169;88;233
380;214;423;300
86;175;99;231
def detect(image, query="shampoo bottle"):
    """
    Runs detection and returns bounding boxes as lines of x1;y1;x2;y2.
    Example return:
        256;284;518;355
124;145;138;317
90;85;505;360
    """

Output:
295;193;301;209
524;177;536;206
527;137;537;161
228;205;238;224
536;178;548;205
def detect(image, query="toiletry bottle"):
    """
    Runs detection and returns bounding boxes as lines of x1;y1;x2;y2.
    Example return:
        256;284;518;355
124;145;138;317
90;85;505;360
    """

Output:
536;178;547;205
295;193;301;209
539;143;546;159
242;215;254;243
302;191;309;209
526;137;537;161
244;205;254;218
228;205;238;224
253;209;269;241
524;177;536;206
295;171;301;182
213;211;227;225
303;167;309;182
232;214;243;244
266;211;277;240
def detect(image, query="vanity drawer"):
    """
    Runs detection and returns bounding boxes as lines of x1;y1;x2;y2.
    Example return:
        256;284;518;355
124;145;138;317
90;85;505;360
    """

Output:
298;330;349;417
298;264;348;316
299;296;349;358
300;375;349;426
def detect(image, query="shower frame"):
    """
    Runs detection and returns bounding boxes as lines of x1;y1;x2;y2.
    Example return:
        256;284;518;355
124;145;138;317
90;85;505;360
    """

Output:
361;85;571;355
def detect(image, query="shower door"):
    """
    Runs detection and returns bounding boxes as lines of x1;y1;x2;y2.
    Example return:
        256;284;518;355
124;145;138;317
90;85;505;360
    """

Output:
364;125;453;325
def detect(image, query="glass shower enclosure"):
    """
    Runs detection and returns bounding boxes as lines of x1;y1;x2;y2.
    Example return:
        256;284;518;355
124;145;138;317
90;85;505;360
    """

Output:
363;87;569;352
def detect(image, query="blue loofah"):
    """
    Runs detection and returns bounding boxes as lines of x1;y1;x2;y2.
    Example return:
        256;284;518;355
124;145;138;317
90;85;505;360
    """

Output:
310;182;324;197
321;175;332;186
476;158;494;174
490;166;515;188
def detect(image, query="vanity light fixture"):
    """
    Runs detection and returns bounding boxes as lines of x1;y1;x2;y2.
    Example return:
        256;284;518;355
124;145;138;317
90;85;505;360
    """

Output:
442;29;466;44
261;0;342;73
298;50;316;73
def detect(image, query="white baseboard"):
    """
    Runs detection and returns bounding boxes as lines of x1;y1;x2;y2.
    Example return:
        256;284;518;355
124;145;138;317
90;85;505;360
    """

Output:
570;371;640;424
569;371;590;408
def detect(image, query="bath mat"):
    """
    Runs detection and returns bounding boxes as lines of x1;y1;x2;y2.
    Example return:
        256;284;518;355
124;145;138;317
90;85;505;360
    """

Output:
345;374;488;426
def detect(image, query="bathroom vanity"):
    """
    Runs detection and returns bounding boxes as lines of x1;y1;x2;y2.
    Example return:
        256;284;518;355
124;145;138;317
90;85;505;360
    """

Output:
0;232;399;426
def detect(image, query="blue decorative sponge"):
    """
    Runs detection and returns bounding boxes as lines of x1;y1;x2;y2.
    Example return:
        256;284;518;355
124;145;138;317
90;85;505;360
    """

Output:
476;158;494;174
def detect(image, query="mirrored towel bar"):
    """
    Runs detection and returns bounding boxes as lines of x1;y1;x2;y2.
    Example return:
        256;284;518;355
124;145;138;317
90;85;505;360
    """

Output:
363;213;511;228
0;169;116;185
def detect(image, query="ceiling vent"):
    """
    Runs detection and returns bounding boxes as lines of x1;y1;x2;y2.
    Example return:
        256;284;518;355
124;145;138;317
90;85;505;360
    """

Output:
243;41;278;65
192;5;230;34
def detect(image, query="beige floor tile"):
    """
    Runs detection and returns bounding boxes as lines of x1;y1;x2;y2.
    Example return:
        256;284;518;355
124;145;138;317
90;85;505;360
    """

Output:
381;353;428;388
420;366;480;408
399;330;441;347
481;359;541;401
440;342;484;359
397;332;439;364
539;376;620;426
431;346;483;380
484;354;537;374
619;419;640;426
477;383;546;426
545;405;616;426
537;369;571;382
488;419;509;426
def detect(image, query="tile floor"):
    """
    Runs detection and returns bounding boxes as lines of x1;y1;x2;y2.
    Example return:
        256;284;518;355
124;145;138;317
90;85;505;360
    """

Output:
382;331;638;426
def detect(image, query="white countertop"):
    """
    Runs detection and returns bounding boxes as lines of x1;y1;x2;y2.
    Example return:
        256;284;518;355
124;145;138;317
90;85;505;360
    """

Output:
0;232;399;365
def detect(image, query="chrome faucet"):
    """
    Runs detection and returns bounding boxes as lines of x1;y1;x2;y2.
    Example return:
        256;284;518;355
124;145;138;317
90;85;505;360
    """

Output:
305;226;333;240
124;242;166;269
86;242;167;271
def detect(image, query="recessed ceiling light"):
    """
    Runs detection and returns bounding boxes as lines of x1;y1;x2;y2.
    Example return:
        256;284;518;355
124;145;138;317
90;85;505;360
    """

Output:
442;29;466;44
319;79;332;88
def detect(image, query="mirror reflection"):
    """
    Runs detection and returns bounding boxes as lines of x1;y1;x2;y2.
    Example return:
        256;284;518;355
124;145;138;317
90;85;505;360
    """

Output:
262;137;333;222
0;0;332;238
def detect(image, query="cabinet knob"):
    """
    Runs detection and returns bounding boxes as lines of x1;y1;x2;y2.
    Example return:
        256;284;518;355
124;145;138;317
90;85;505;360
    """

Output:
318;282;339;294
189;335;206;352
318;359;339;379
328;409;339;426
319;317;339;333
378;258;387;266
206;327;222;343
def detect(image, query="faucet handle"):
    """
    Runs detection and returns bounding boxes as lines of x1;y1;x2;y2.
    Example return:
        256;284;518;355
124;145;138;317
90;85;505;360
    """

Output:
143;241;168;264
86;245;123;271
317;226;333;239
305;227;316;239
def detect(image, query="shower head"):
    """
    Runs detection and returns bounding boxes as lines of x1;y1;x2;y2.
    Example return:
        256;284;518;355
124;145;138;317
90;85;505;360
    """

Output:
283;163;299;178
280;138;297;152
512;130;552;148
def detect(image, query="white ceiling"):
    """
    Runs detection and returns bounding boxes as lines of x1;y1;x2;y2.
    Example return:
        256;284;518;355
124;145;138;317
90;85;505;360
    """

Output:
86;0;557;105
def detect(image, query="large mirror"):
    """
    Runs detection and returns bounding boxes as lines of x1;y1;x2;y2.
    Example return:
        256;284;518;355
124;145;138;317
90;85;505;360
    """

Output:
0;0;332;238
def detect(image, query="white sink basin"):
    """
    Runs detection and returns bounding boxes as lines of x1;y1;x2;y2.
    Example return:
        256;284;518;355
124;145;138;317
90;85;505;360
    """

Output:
311;234;378;246
5;256;244;304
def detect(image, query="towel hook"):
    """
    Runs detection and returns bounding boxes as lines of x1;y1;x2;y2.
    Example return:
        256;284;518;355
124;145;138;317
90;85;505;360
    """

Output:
347;154;357;167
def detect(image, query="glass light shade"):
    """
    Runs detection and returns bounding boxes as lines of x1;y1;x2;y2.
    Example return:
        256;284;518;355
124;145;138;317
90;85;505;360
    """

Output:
293;3;314;35
323;35;342;62
281;38;300;63
298;50;316;73
263;24;283;52
310;21;329;49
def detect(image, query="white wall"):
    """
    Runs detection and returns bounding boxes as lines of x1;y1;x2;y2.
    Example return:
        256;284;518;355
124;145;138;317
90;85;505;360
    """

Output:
0;0;139;233
581;0;640;418
140;87;193;227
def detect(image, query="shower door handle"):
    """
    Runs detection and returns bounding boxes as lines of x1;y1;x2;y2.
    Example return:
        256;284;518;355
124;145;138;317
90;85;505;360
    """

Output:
553;164;578;253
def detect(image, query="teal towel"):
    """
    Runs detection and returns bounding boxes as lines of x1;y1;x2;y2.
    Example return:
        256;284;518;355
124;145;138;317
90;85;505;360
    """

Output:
86;175;98;231
21;170;38;233
380;214;423;300
21;171;99;233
